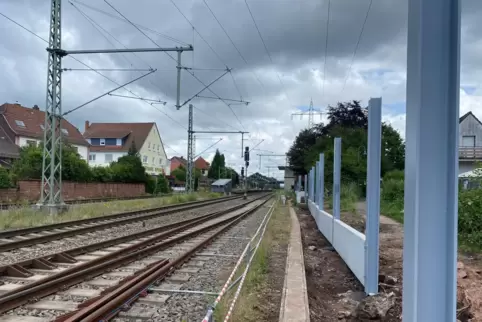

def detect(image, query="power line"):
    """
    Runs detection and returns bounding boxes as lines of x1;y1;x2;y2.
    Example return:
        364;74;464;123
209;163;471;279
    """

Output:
0;10;186;131
103;0;245;131
340;0;373;95
169;0;227;67
243;0;293;107
70;0;189;46
322;0;331;98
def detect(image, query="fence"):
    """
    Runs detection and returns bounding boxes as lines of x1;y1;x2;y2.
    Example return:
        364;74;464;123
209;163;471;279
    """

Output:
0;180;146;203
305;97;382;295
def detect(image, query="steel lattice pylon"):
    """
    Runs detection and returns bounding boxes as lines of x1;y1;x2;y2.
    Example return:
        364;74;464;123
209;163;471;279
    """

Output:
186;104;194;193
38;0;65;212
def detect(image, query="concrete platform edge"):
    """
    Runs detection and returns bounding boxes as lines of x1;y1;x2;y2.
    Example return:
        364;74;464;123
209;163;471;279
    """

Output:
279;203;310;322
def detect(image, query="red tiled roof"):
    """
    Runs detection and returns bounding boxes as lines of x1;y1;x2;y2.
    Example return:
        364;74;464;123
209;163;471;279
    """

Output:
194;157;210;170
170;156;187;165
0;103;89;146
83;122;154;152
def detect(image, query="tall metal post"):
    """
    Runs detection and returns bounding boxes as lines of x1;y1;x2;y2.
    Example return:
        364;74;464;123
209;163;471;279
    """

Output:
314;162;319;204
241;132;244;158
318;153;324;210
403;0;460;320
304;174;307;203
176;50;182;109
38;0;65;214
365;97;382;295
186;104;194;193
333;138;341;220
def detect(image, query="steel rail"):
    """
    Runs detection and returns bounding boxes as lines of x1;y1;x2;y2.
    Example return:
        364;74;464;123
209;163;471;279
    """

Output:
56;197;272;321
0;194;242;239
0;193;268;278
0;194;271;314
0;196;249;252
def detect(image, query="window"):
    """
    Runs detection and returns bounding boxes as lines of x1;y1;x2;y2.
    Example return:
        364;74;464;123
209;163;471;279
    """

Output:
100;139;105;146
105;154;113;162
61;128;69;135
159;158;163;165
143;155;148;163
72;146;78;152
152;157;155;164
157;145;159;151
26;140;36;147
15;120;25;127
148;142;151;149
153;144;156;150
462;135;476;147
89;154;96;161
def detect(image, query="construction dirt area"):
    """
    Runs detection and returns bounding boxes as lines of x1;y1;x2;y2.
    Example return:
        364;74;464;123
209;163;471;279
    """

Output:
296;202;482;322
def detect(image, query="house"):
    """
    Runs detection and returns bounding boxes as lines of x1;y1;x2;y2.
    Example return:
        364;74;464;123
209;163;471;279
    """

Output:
211;178;232;194
0;103;89;160
170;156;187;173
194;157;210;176
0;136;19;167
459;111;482;175
83;121;170;176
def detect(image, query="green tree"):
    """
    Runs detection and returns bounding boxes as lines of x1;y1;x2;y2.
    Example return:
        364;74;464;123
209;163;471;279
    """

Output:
171;165;187;182
0;167;12;188
110;154;147;183
62;144;92;182
91;166;113;182
208;150;225;179
128;141;139;157
156;174;170;193
288;101;405;184
10;144;43;182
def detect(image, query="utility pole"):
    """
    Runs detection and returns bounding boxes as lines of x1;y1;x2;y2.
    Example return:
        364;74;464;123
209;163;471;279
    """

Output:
182;107;249;193
291;98;323;128
38;0;193;215
186;104;194;193
244;146;250;199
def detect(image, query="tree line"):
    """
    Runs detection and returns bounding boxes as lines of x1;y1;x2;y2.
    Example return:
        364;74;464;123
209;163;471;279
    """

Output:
287;100;405;189
0;142;170;194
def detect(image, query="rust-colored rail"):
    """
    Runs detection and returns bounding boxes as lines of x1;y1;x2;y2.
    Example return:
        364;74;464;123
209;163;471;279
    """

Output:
0;195;248;252
0;193;269;278
0;194;271;314
56;197;271;322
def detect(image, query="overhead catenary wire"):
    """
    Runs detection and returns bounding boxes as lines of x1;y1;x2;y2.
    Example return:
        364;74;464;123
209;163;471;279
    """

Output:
0;11;187;131
340;0;373;96
68;2;187;128
194;138;223;158
104;0;246;131
70;0;189;46
243;0;293;107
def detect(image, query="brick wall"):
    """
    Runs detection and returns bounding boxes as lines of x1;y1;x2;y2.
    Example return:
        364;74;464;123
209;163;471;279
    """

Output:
0;180;146;203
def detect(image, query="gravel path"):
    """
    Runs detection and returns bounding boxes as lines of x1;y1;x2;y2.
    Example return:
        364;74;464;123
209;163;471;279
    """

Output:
0;197;249;266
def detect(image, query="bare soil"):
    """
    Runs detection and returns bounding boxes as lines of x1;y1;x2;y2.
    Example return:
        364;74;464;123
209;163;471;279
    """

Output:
296;207;364;321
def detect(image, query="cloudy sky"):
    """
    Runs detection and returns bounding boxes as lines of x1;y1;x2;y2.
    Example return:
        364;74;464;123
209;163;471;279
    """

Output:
0;0;480;180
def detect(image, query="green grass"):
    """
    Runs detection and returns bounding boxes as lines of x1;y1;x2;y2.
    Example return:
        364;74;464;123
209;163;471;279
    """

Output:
213;201;291;321
326;182;360;212
0;192;222;230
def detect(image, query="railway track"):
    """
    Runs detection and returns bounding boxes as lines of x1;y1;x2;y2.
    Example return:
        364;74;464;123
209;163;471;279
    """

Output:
0;193;272;321
0;195;249;253
0;195;159;210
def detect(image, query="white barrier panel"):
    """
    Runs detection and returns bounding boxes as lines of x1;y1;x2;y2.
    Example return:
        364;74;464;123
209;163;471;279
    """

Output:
295;191;305;203
308;199;366;286
333;219;366;284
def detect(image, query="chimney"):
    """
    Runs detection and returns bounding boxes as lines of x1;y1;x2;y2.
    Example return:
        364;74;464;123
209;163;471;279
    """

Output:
85;120;90;131
32;105;39;110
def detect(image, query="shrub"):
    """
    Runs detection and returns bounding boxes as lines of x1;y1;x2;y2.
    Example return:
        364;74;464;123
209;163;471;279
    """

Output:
380;178;404;222
459;189;482;250
156;175;170;194
91;166;113;183
383;169;404;181
0;167;12;188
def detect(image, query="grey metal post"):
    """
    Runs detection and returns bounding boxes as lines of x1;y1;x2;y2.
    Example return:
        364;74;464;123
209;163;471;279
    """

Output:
304;174;307;203
318;153;324;210
333;138;341;220
186;104;194;193
403;0;460;320
364;97;382;295
315;162;320;205
176;50;182;109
